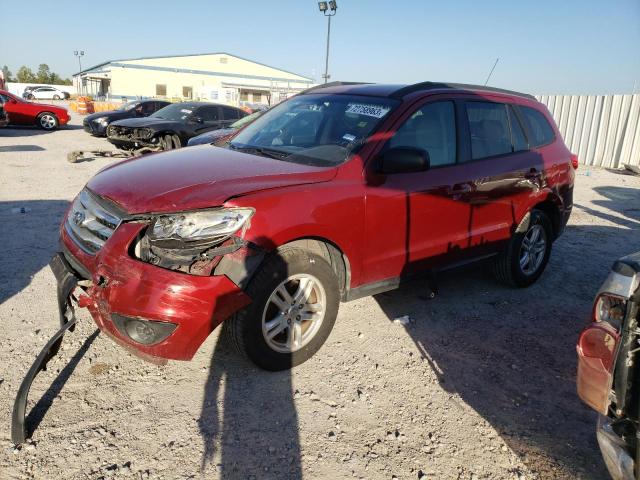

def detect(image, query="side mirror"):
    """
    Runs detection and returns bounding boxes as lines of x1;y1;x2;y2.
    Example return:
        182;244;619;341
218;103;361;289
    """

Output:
191;116;204;124
377;147;430;174
10;99;17;104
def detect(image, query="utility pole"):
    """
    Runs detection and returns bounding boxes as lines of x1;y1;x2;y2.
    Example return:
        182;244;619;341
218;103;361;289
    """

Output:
318;2;338;83
74;50;85;95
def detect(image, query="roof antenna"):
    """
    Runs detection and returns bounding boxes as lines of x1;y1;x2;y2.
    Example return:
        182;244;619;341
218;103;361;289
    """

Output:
484;57;500;86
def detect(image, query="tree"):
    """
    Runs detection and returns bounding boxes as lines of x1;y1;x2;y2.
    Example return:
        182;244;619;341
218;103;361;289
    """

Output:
36;63;52;83
16;66;36;83
2;65;12;82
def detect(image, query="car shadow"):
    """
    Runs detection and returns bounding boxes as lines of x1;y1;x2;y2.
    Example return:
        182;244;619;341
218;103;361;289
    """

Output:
0;200;70;306
0;145;46;152
198;245;302;479
373;222;639;479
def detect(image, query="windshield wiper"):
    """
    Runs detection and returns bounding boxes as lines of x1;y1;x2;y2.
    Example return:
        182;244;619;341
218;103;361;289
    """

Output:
229;144;289;160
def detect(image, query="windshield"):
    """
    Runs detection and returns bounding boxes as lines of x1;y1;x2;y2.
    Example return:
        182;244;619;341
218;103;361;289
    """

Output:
151;103;194;121
118;101;140;112
230;110;262;129
230;94;399;167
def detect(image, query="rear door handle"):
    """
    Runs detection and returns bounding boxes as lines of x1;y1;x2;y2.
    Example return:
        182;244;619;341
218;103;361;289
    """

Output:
448;183;472;195
525;168;541;180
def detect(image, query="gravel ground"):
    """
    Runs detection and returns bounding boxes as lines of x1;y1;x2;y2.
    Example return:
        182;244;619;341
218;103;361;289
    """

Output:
1;108;640;480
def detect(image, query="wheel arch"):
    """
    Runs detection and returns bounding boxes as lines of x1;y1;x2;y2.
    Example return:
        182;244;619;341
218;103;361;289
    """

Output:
280;237;351;300
532;197;562;240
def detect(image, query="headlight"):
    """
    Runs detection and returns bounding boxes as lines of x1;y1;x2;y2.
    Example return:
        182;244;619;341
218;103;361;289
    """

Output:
94;117;109;125
594;294;627;331
148;207;254;245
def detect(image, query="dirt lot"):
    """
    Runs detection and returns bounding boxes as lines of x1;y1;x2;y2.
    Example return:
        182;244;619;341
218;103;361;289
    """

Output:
1;109;639;480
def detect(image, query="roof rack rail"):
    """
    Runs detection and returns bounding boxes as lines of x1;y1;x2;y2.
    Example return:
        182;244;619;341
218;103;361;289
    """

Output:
299;81;372;95
389;82;536;100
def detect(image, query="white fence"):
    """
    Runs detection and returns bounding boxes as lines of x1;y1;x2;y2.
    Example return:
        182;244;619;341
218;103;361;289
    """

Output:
536;94;640;168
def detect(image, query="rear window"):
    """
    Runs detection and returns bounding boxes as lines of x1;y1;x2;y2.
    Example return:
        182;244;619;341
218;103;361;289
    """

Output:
519;106;555;147
466;102;512;160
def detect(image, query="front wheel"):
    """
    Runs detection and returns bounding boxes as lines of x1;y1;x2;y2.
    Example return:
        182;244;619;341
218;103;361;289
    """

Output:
227;247;340;371
493;209;553;287
37;113;59;130
53;95;60;100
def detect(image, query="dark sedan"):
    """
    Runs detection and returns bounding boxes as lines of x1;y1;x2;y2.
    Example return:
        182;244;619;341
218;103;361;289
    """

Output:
187;110;263;146
106;102;247;150
83;100;170;136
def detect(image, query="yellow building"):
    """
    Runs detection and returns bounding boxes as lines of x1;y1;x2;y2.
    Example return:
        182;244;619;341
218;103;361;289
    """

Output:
73;52;314;107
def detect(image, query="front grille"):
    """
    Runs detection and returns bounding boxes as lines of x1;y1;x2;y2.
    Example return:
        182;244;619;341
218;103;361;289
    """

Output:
64;189;123;254
107;125;133;138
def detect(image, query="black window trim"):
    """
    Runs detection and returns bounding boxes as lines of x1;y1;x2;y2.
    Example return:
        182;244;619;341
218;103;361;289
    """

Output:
514;104;556;149
506;104;529;153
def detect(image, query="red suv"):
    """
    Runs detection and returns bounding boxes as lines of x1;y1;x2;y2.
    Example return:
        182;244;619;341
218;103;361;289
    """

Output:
55;82;575;370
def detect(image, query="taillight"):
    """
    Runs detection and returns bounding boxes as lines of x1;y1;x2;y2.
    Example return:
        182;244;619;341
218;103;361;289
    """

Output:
570;153;579;170
593;294;627;331
577;323;619;414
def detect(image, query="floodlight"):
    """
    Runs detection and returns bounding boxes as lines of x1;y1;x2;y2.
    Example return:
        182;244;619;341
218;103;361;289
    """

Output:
318;1;328;12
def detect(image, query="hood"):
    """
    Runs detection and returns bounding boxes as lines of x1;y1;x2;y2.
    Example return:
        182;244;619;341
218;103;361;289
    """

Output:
110;116;177;128
87;145;337;214
85;110;129;122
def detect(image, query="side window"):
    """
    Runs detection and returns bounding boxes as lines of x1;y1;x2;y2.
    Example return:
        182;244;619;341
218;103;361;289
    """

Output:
222;107;239;120
138;102;153;115
508;105;528;152
519;106;555;147
197;106;220;122
388;101;456;167
466;102;512;160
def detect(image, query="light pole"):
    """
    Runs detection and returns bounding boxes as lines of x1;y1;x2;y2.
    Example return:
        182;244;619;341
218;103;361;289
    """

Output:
318;1;337;83
74;50;84;95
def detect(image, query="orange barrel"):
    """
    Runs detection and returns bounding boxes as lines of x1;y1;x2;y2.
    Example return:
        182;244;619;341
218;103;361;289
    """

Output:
86;100;95;114
77;96;88;115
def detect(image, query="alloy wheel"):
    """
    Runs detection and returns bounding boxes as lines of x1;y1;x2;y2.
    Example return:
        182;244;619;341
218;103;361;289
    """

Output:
40;114;56;130
261;274;326;353
518;224;547;275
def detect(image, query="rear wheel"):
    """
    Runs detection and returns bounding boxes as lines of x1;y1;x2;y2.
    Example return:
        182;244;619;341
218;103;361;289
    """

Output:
493;209;553;287
227;247;339;371
161;133;181;150
37;113;59;130
53;94;60;100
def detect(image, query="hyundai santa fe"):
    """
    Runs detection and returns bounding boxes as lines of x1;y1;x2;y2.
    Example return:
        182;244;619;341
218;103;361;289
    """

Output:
51;81;576;371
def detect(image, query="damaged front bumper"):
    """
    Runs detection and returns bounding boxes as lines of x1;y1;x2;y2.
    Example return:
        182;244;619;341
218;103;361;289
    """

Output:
61;222;252;361
11;253;82;444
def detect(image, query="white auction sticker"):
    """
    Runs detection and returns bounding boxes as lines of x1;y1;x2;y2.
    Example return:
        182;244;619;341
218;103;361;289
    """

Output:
345;103;391;118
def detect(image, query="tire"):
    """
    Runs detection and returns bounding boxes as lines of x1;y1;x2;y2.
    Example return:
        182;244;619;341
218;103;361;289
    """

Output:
161;133;178;150
37;113;59;131
227;246;340;371
53;95;60;100
493;209;553;287
27;94;34;100
171;134;182;149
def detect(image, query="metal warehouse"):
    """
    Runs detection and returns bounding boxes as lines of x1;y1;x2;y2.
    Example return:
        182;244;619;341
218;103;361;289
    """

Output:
72;52;314;107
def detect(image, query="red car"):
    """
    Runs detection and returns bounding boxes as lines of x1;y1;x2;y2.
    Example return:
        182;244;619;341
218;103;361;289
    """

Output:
577;253;640;480
0;89;70;130
53;81;576;370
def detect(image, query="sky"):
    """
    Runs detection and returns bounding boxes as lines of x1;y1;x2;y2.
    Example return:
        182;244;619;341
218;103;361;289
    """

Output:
1;0;639;95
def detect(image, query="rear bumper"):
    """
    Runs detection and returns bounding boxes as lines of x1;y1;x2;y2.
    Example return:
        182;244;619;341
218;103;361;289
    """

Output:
597;415;635;480
60;222;251;361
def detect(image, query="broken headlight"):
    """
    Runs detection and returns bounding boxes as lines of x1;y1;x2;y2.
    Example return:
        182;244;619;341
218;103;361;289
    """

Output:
149;208;254;245
136;128;153;139
135;208;254;274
